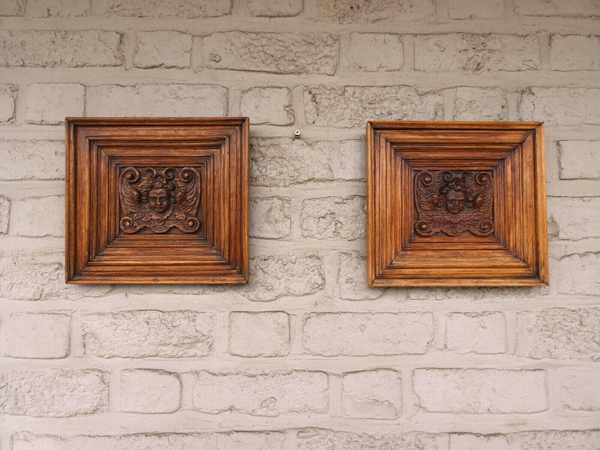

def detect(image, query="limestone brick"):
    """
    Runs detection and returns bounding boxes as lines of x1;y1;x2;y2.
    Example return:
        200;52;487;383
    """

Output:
453;87;508;120
192;371;328;416
250;197;292;239
342;370;402;419
413;369;547;413
301;196;366;240
449;0;504;19
96;0;231;18
0;140;64;180
550;35;600;70
203;32;338;75
134;31;192;69
10;196;64;237
229;312;291;357
446;312;507;354
1;313;70;359
303;313;434;356
246;0;302;16
558;254;600;296
0;370;108;417
241;253;324;301
305;85;443;128
0;31;123;67
519;87;600;125
81;310;215;358
24;84;84;125
558;141;600;180
348;33;403;72
313;0;435;23
119;370;181;413
241;87;294;125
87;84;227;117
0;84;16;122
516;308;600;360
26;0;90;17
415;34;540;72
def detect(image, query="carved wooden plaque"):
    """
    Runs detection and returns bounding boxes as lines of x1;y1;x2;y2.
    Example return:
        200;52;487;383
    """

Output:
367;121;549;287
65;118;249;284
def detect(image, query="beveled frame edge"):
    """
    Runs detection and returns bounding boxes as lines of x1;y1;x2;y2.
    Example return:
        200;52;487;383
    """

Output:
367;120;549;288
65;117;250;285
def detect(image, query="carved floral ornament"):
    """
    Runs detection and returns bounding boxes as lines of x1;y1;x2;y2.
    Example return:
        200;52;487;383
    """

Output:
414;170;494;237
120;166;201;234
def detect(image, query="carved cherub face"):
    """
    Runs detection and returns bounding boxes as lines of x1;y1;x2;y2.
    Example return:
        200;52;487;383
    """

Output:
148;188;169;213
445;189;466;214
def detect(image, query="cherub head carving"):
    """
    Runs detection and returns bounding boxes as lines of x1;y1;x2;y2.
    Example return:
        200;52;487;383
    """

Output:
439;180;467;214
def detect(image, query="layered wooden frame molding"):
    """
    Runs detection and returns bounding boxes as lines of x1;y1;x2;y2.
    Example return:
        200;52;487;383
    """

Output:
367;121;549;287
65;118;249;284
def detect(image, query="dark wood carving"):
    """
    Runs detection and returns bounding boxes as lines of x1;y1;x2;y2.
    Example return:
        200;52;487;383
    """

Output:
414;170;493;237
65;118;249;284
120;166;201;234
367;121;549;287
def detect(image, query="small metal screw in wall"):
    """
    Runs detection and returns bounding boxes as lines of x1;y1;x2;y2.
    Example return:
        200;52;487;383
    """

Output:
294;130;301;138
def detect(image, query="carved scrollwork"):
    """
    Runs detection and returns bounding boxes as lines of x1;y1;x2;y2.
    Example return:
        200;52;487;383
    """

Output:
414;170;494;237
119;166;201;234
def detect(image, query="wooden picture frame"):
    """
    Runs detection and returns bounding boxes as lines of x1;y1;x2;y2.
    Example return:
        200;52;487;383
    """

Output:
65;118;249;284
367;121;549;287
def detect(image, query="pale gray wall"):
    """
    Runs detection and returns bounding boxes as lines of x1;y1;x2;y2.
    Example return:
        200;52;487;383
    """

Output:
1;0;600;448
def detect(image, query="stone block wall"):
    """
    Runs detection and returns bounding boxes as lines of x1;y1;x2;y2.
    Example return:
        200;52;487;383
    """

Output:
1;0;599;448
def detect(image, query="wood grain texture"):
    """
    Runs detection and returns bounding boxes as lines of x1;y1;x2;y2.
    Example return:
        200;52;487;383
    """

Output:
367;121;549;287
65;117;250;284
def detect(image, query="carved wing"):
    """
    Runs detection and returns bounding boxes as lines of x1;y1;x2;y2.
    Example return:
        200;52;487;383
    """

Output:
414;171;439;217
120;167;142;216
174;167;201;214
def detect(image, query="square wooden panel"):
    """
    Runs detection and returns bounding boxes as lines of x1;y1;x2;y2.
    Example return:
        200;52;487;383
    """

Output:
367;121;549;287
65;118;249;284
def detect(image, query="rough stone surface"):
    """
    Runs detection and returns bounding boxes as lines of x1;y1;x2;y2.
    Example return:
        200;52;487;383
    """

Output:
192;371;328;416
446;312;507;354
250;138;364;187
519;87;600;125
81;310;215;358
450;434;510;450
203;32;338;75
550;35;600;70
514;0;600;16
11;196;65;237
0;84;16;122
516;308;600;360
0;140;65;180
305;85;443;128
348;33;403;72
413;369;547;413
0;251;112;301
222;432;286;450
301;196;366;240
337;251;383;300
342;370;402;419
415;34;540;72
96;0;231;17
119;370;181;413
13;433;217;450
303;313;434;356
0;370;108;417
558;141;600;180
250;197;292;239
296;429;448;450
246;0;302;16
554;368;600;411
509;430;600;448
24;83;84;125
87;84;227;117
558;254;600;296
0;195;9;234
0;0;23;16
453;87;508;120
547;197;600;240
313;0;435;23
241;253;325;301
449;0;504;18
1;313;70;359
241;87;294;125
0;31;123;67
229;312;291;357
134;31;192;69
26;0;89;17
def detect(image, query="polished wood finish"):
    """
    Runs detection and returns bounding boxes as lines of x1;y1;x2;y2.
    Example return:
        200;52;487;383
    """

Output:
65;118;249;284
367;121;548;287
